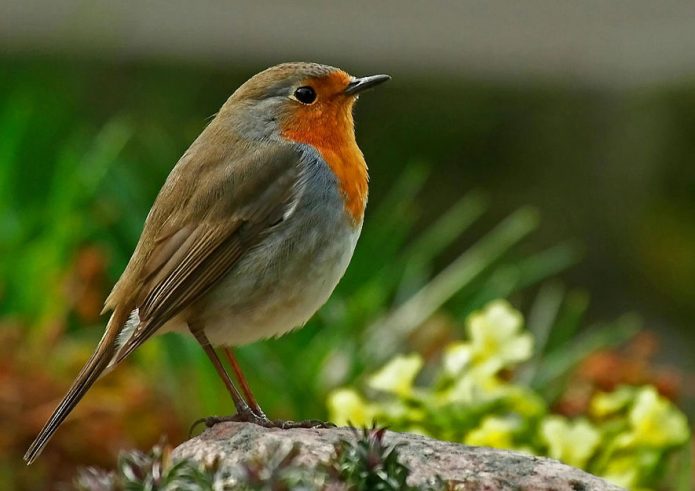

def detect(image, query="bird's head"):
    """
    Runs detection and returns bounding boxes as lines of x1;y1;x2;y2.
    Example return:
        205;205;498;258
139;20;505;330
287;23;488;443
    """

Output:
222;62;390;146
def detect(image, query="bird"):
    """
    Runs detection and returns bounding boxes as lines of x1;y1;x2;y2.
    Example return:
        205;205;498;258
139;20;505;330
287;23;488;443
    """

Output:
24;62;390;464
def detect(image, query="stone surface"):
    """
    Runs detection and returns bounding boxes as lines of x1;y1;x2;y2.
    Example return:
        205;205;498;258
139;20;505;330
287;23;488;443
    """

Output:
172;422;624;490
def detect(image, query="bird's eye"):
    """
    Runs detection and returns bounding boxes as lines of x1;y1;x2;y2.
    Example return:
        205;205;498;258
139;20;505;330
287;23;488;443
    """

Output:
293;86;317;104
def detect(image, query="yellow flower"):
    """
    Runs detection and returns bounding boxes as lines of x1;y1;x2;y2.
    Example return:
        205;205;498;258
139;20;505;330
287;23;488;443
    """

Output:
445;365;502;404
367;353;423;397
380;399;425;422
600;455;640;489
441;301;535;404
590;386;635;418
442;341;473;377
628;386;689;447
466;300;533;372
498;385;546;418
540;416;600;468
465;416;517;449
327;388;374;426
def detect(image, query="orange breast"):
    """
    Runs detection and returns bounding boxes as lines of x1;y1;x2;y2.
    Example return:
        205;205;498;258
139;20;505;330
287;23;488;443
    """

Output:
313;141;368;224
280;79;368;224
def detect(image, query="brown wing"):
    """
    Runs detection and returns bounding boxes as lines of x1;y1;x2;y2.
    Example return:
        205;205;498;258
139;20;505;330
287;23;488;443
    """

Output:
110;138;301;362
24;128;302;465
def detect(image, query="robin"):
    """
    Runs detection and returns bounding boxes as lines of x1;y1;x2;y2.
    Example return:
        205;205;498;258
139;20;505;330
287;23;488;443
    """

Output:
24;62;390;464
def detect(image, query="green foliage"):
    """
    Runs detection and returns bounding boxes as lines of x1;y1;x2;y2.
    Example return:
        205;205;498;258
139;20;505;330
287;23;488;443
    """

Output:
332;426;416;491
236;443;314;490
328;300;691;490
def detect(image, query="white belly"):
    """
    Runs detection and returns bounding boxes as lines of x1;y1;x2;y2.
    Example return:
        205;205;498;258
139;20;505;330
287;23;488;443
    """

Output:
181;220;361;346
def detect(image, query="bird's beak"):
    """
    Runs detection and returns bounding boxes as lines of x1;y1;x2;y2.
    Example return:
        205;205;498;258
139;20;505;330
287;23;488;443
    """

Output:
344;74;391;95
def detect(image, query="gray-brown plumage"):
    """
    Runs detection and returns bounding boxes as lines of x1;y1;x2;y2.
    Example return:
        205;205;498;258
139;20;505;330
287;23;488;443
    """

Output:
24;62;390;464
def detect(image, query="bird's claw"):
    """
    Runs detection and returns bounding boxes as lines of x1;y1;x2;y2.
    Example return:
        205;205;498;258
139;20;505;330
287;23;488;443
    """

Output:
191;413;335;434
272;418;336;429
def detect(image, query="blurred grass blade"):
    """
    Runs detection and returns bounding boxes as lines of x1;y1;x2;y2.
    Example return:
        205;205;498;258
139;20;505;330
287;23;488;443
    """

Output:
457;242;580;318
527;281;565;356
360;191;488;311
517;281;565;384
49;118;133;221
532;313;641;401
367;161;429;229
394;192;487;302
512;242;582;290
364;207;539;361
545;289;590;352
344;162;428;286
403;191;487;261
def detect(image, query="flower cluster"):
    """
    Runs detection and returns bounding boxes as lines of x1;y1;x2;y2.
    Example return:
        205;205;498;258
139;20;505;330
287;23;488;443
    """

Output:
327;300;691;490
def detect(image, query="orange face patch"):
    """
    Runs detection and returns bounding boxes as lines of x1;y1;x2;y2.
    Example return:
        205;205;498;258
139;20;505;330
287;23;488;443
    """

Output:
280;71;369;225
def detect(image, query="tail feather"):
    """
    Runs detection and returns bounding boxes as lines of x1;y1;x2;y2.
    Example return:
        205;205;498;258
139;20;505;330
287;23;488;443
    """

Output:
23;307;129;464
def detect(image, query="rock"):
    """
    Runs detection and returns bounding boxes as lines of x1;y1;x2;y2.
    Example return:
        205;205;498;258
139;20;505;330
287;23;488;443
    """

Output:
172;422;624;490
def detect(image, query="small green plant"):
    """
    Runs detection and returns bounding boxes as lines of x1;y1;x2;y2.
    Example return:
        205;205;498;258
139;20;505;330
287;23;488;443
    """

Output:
74;442;222;490
330;425;416;491
238;442;318;490
327;300;692;490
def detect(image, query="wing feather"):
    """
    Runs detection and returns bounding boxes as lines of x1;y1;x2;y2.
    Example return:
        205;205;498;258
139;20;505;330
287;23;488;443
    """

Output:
112;141;302;361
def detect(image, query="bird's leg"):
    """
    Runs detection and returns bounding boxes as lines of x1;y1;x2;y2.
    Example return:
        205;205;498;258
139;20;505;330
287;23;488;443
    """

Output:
189;326;268;427
222;347;267;419
221;347;334;429
224;345;334;429
189;327;333;430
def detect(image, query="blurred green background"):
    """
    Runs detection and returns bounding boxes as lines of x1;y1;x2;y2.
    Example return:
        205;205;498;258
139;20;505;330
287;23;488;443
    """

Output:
1;1;694;489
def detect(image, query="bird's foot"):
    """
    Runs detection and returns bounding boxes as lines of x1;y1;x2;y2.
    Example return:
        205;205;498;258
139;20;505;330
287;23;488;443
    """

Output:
270;418;336;429
203;409;271;428
189;405;268;435
208;415;334;430
190;411;335;435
